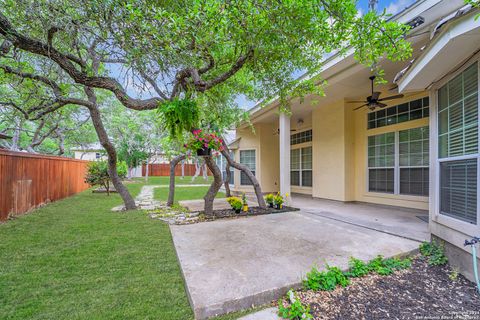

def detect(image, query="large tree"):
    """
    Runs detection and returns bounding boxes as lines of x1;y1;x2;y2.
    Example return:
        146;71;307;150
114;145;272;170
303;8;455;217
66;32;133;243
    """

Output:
0;0;412;210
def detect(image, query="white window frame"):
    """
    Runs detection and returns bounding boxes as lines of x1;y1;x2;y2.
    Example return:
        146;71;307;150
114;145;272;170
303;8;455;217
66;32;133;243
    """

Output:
366;127;429;197
290;145;312;188
430;56;480;234
239;149;257;186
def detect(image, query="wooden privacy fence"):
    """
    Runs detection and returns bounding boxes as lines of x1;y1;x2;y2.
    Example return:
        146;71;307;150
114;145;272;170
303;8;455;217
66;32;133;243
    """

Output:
0;150;90;221
142;163;211;176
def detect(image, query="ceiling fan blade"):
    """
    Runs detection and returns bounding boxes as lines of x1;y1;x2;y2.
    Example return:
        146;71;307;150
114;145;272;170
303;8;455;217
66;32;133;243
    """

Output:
377;102;388;108
347;100;368;103
372;92;381;100
354;104;368;111
378;94;404;102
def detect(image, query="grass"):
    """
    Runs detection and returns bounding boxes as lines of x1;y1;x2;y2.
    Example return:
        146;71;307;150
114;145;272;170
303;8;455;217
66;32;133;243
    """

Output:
154;186;225;202
0;181;194;320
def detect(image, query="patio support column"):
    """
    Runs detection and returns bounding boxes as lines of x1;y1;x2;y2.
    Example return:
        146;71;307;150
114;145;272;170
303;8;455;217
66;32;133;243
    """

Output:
279;112;291;196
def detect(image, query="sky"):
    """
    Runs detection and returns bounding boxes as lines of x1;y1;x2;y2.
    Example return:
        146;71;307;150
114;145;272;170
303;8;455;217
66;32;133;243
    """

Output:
358;0;417;16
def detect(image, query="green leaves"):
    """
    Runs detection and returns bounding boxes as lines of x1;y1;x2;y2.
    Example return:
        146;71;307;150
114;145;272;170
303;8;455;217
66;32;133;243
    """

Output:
157;99;199;139
419;241;448;266
278;290;313;320
304;255;411;290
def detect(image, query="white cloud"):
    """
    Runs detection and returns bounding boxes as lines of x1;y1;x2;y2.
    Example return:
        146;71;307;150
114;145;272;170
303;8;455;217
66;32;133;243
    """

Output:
385;0;415;15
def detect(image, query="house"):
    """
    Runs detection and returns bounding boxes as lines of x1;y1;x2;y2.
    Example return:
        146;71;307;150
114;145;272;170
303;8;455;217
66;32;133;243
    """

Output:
230;0;480;282
72;143;107;161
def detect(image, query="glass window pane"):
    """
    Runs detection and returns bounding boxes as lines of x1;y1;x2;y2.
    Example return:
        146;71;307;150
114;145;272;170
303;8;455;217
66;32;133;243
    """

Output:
240;150;256;185
368;168;394;193
438;62;478;159
440;159;477;224
302;171;312;187
291;130;312;145
301;147;312;170
399;126;429;196
291;171;300;186
290;149;300;170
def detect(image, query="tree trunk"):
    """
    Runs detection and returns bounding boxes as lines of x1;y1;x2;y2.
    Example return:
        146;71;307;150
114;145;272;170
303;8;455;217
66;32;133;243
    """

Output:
167;154;186;207
85;87;136;210
181;160;185;179
224;161;232;197
204;156;223;216
220;140;266;208
145;157;149;182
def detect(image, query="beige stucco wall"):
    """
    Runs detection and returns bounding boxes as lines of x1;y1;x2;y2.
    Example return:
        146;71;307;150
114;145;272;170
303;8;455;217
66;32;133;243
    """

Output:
233;123;280;194
233;92;430;211
311;100;352;201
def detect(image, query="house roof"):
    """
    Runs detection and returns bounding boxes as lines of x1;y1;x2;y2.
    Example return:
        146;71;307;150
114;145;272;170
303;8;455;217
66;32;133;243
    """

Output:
396;5;480;92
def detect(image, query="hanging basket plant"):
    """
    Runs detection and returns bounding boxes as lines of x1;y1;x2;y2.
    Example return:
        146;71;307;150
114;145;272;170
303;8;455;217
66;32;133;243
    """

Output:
158;99;199;138
184;129;224;157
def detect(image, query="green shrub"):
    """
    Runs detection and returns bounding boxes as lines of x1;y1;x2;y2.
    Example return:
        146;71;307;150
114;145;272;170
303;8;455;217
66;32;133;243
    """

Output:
278;290;312;320
265;193;275;205
325;265;350;287
419;241;448;266
366;255;411;275
345;257;370;278
226;197;243;211
303;265;349;291
84;160;127;195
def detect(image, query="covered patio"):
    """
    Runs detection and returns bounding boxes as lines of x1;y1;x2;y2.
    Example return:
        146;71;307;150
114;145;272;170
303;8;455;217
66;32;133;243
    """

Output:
170;197;428;319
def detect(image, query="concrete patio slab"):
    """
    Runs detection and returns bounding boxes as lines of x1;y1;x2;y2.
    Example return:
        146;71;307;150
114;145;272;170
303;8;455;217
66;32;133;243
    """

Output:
291;195;429;242
170;209;422;319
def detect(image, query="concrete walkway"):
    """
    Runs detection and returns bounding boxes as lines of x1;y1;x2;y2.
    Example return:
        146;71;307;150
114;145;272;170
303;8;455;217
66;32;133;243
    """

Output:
171;203;425;319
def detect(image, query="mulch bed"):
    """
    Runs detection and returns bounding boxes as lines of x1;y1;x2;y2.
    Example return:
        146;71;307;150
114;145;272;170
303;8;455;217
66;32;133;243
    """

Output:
201;205;299;220
287;256;480;319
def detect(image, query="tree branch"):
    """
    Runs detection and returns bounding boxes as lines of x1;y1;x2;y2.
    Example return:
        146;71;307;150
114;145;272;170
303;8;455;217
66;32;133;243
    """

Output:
0;12;163;110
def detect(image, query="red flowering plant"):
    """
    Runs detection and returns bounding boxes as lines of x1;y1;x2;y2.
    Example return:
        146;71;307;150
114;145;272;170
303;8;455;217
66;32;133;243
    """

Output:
184;129;225;152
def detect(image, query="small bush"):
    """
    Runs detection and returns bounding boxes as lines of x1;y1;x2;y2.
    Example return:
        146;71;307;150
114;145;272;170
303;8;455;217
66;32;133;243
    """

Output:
303;265;349;291
265;193;275;205
278;290;312;320
274;192;284;206
84;160;127;195
367;255;411;275
226;197;242;210
345;257;370;278
419;241;448;266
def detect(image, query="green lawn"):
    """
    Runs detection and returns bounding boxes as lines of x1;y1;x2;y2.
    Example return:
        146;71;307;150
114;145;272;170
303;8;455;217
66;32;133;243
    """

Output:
0;182;193;320
154;186;225;202
0;178;246;320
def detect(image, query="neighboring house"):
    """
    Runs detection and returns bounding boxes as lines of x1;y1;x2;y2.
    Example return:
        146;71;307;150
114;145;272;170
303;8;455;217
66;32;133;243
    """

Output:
231;0;480;282
72;143;107;161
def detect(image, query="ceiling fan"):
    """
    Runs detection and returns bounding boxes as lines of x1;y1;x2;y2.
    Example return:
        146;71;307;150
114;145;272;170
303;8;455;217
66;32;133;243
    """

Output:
349;76;404;111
